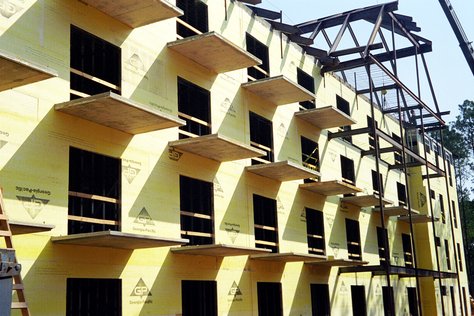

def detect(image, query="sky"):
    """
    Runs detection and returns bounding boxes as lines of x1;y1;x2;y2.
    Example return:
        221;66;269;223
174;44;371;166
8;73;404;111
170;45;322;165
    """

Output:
257;0;474;124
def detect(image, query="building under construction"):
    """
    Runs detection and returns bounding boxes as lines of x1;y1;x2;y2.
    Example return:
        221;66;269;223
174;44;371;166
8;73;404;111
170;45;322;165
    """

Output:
0;0;470;315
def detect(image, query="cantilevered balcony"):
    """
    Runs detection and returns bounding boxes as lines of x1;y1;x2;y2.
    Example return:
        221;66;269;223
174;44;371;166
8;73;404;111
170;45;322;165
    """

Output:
306;258;369;267
79;0;183;28
51;231;188;250
168;32;261;73
171;244;270;257
169;133;265;162
54;92;185;134
341;194;393;207
245;160;321;182
9;221;55;235
295;106;356;129
398;213;437;224
0;49;57;92
372;205;419;217
242;75;315;105
250;252;327;263
299;180;363;196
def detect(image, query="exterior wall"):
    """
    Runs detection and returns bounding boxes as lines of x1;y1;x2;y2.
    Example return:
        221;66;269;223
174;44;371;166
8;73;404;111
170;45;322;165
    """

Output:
0;0;470;315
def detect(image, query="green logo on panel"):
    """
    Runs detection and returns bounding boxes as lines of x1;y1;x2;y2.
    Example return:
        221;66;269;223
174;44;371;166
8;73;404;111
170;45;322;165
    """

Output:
228;281;242;296
16;195;49;219
131;278;152;298
134;208;154;227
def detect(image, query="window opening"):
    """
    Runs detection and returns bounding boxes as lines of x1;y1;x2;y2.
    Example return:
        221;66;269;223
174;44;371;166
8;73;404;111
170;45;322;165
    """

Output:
407;287;419;316
178;77;211;139
250;112;274;165
382;286;394;316
306;208;325;255
392;133;403;164
371;170;384;196
402;233;414;268
253;194;278;253
345;218;362;260
367;116;378;151
257;282;283;316
301;136;319;183
336;96;352;143
445;239;451;270
311;284;331;316
377;227;388;265
450;286;456;316
180;176;214;246
457;243;463;271
439;194;446;224
397;182;407;205
182;280;217;316
176;0;208;39
68;147;120;235
350;285;367;316
246;33;269;81
452;200;458;228
297;68;315;110
70;26;121;100
340;155;356;185
66;278;121;316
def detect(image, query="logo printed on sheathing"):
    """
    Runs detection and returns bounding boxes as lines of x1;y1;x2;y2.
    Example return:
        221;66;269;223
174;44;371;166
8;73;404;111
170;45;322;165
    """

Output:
168;148;183;161
228;281;242;296
16;195;49;219
134;208;155;227
0;0;25;19
0;140;7;150
130;278;152;298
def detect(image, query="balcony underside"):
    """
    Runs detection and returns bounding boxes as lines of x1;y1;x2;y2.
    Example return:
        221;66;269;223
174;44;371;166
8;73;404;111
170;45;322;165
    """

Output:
250;252;327;262
295;106;356;129
169;134;265;162
372;205;419;217
9;221;55;235
51;231;188;249
55;92;185;134
299;180;363;196
246;160;321;181
398;214;436;224
306;258;369;267
242;75;315;105
80;0;183;28
341;194;393;207
170;244;270;256
168;32;261;73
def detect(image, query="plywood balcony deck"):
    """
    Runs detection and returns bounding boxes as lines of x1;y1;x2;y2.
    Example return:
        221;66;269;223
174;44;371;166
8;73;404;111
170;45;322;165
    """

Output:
398;214;436;224
169;134;265;162
295;106;356;129
306;258;369;267
51;231;188;249
372;205;420;217
250;252;327;262
245;160;321;181
168;32;261;73
0;49;57;92
9;221;55;235
171;244;270;257
80;0;183;28
242;75;315;105
237;0;262;4
55;92;185;134
341;194;393;207
299;180;363;196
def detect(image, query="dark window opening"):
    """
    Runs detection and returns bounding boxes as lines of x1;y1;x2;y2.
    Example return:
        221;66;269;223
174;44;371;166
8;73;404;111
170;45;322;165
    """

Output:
445;239;451;270
452;200;458;228
346;219;362;261
435;236;441;247
392;133;403;164
297;68;315;110
382;286;394;316
439;194;446;224
367;116;378;151
257;282;283;316
336;96;352;143
178;77;211;139
250;112;274;165
301;136;319;183
176;0;208;38
450;286;456;316
68;147;120;235
340;156;356;185
306;208;325;255
463;287;468;316
447;161;453;186
377;227;388;265
457;243;463;271
402;233;414;268
424;138;431;154
371;170;384;197
70;26;121;100
351;285;367;316
182;280;217;316
253;194;278;253
311;284;330;316
441;285;447;296
430;189;435;200
397;182;407;205
407;287;419;316
246;33;269;81
66;278;121;316
180;176;214;246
